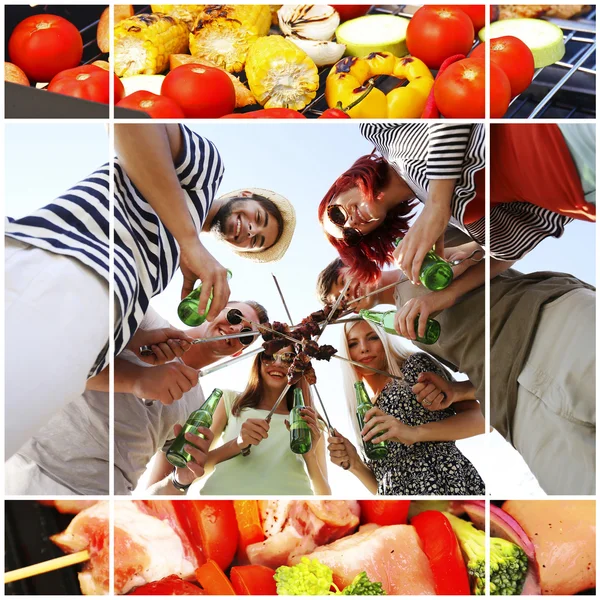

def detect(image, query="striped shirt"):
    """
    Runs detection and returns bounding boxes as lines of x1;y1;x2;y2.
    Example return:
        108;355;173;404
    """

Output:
360;123;570;261
6;125;224;377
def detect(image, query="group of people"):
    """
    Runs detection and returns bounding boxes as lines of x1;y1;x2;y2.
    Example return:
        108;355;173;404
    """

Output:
5;122;595;496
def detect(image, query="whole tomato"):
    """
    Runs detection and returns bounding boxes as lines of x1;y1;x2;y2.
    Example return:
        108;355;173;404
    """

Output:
472;36;534;97
161;64;235;118
117;91;185;118
359;500;411;526
48;65;123;105
434;57;485;118
330;5;371;22
406;6;474;70
489;61;511;117
446;5;487;34
8;14;83;82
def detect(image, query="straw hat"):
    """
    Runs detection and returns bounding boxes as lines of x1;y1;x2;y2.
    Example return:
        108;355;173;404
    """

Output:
216;188;296;263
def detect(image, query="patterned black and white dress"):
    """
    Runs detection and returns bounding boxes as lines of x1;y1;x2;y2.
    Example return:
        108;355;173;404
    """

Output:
364;353;485;496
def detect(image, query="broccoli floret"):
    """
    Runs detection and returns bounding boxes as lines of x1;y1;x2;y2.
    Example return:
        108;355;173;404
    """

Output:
274;557;334;595
444;512;528;596
340;572;386;596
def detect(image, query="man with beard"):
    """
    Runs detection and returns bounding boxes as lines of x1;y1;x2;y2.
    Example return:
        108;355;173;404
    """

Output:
5;300;269;495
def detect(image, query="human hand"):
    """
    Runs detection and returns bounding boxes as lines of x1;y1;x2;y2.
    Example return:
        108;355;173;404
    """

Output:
444;243;484;279
132;363;199;405
127;327;194;365
412;371;454;410
179;239;230;322
285;407;322;454
327;429;360;471
393;201;451;285
171;424;214;485
362;406;419;446
393;292;454;341
237;418;270;449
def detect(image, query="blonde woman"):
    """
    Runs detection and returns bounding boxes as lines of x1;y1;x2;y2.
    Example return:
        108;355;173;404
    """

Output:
196;347;330;495
328;320;485;495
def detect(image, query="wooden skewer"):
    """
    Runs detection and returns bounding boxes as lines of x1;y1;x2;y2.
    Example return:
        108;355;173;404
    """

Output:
4;550;90;584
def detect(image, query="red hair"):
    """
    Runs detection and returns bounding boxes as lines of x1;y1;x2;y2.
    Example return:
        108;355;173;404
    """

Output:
318;154;417;283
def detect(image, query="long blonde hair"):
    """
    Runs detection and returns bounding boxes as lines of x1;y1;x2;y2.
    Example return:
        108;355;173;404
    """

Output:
338;320;413;447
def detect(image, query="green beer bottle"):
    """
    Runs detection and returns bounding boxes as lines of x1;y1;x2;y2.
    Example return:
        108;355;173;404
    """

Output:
359;308;440;345
166;388;223;468
394;238;453;291
355;381;388;460
178;270;232;326
289;388;312;455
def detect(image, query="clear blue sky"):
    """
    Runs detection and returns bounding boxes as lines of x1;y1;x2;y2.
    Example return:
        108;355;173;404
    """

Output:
5;122;595;496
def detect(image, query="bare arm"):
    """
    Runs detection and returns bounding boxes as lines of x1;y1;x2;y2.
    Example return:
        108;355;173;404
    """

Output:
303;437;331;495
414;400;485;442
145;452;179;493
327;431;378;494
86;358;142;394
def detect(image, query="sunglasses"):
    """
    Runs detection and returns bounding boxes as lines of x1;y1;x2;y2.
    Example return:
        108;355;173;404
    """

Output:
327;205;364;247
262;352;296;365
225;308;254;346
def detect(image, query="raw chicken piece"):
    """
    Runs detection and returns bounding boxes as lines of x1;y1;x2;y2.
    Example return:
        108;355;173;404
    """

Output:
114;502;197;595
503;500;596;595
298;524;436;595
248;501;360;568
50;501;109;595
40;500;99;514
498;5;590;19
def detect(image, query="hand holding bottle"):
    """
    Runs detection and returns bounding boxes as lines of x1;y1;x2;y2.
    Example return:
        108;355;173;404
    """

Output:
237;418;270;449
171;423;213;485
179;238;230;322
393;293;453;341
362;407;419;446
285;407;322;454
327;430;360;470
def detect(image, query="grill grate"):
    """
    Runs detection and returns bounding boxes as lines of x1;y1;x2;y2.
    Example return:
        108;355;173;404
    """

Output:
505;8;596;118
4;501;82;595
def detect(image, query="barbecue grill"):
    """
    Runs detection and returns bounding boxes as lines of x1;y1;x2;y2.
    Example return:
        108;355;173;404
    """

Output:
505;8;596;118
4;5;109;118
5;502;82;595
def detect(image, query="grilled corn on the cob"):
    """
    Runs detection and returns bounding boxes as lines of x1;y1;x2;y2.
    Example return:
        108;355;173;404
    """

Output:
151;5;205;30
189;5;272;73
114;14;189;77
245;35;319;110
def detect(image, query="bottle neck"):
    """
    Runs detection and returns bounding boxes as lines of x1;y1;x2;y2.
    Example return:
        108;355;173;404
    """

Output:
354;383;371;408
201;391;223;415
292;389;305;409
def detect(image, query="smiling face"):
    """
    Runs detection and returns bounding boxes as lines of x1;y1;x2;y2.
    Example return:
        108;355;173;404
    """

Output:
202;302;260;356
260;345;294;392
326;267;380;310
211;198;280;253
346;321;387;376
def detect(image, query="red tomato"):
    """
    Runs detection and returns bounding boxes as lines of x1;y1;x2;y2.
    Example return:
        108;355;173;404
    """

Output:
359;500;411;526
411;511;471;595
161;64;235;118
330;5;371;22
117;91;185;118
406;6;474;70
174;501;238;571
489;61;511;117
5;62;30;86
230;566;277;595
434;57;485;118
446;5;486;34
8;14;83;82
488;36;535;97
48;65;121;105
129;575;204;595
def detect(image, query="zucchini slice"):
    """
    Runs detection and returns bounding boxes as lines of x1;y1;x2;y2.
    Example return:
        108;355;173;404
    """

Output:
336;15;410;58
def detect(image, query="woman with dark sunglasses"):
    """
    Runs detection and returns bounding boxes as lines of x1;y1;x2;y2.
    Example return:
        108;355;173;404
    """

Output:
319;123;595;288
194;346;331;495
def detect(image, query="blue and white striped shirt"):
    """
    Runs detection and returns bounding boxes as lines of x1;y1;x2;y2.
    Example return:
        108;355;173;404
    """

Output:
6;125;224;377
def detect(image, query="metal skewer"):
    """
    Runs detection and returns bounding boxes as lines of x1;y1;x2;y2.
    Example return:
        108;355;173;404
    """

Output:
331;354;403;381
197;347;263;378
139;331;261;356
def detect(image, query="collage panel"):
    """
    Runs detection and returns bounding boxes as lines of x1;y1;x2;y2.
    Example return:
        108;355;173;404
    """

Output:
488;122;596;496
488;5;596;118
113;4;487;120
4;123;111;495
4;5;112;118
112;121;488;498
489;499;596;595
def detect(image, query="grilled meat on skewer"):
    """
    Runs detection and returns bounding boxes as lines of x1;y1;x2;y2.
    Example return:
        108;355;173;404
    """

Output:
314;344;337;362
303;364;317;385
263;338;290;355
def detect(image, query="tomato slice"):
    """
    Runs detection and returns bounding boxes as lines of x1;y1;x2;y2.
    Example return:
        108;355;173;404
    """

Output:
233;500;264;562
195;560;236;595
230;565;277;595
128;575;204;595
174;501;238;571
411;511;471;595
359;500;411;526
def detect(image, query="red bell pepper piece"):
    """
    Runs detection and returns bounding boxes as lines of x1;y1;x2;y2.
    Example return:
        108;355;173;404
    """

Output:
319;108;350;119
411;510;471;595
220;108;306;119
233;500;264;563
421;54;466;119
195;560;236;595
358;500;411;525
230;565;277;595
128;575;204;595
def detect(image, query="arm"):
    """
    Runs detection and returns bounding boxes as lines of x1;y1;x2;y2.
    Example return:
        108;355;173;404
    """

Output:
413;400;485;442
145;452;180;494
303;436;331;495
327;431;378;495
413;373;477;411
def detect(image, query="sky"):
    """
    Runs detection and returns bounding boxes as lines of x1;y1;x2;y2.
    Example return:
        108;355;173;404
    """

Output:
4;122;595;498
